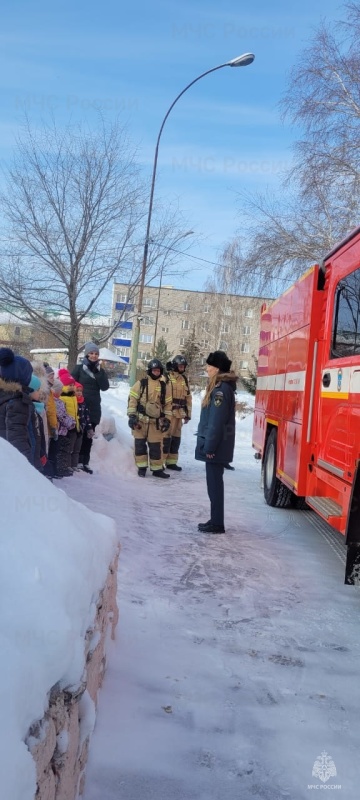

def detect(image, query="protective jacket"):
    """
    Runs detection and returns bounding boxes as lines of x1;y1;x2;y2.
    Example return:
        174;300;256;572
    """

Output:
167;371;192;419
71;358;109;425
128;376;172;425
195;374;236;465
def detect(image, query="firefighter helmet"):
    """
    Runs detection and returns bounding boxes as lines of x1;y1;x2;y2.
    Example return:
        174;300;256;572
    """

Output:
147;358;163;376
171;354;188;371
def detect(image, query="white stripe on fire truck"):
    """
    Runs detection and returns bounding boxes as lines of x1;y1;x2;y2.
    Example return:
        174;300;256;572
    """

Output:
257;366;360;396
256;371;306;392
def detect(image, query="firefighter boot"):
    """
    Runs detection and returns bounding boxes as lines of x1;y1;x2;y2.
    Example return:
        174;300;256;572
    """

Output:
166;464;182;471
152;469;170;479
138;467;147;477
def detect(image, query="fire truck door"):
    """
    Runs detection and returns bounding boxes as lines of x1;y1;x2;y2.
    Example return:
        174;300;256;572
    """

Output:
348;369;360;466
317;364;351;475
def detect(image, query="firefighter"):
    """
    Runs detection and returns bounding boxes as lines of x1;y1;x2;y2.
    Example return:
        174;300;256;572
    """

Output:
163;355;192;471
195;350;237;533
127;358;172;478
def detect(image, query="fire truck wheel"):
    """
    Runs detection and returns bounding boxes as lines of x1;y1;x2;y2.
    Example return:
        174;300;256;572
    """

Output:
290;494;308;510
263;428;292;508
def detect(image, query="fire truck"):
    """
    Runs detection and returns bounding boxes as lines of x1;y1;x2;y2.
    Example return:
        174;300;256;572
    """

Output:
252;226;360;584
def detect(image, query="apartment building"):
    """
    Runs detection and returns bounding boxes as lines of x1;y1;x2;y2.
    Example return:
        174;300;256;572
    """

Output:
111;282;271;377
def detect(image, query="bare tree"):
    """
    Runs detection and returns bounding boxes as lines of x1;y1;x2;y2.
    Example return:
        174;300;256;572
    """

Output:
221;3;360;296
0;118;194;368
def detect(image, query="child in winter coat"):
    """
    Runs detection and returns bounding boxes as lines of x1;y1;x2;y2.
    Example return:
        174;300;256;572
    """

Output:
57;369;80;473
73;382;93;471
52;378;76;478
28;373;48;474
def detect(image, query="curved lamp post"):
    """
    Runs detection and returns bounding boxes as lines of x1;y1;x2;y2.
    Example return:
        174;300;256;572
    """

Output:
129;52;255;385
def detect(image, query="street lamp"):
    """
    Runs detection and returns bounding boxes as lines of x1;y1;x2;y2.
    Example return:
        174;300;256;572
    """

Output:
129;52;255;386
151;230;194;356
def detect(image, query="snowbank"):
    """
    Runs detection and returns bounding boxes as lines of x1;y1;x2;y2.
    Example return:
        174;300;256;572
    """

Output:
0;439;118;800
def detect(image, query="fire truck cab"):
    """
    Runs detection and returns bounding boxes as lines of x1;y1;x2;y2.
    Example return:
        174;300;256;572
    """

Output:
253;226;360;584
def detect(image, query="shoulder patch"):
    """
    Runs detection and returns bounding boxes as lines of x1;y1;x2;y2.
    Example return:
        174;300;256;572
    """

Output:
214;391;223;407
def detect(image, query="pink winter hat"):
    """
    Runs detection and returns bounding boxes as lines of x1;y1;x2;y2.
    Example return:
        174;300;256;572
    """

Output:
57;369;74;386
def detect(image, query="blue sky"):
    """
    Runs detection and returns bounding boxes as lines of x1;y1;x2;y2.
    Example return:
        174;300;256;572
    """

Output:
0;0;345;294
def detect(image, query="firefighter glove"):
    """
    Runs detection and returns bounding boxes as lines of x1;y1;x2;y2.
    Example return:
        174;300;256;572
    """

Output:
128;414;139;430
159;417;170;432
183;416;190;424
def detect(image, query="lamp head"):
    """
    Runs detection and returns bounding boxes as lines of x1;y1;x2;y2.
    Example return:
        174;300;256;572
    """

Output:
227;53;255;67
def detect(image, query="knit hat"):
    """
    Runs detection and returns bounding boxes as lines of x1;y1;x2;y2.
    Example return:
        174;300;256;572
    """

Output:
0;347;33;386
74;381;83;389
57;369;75;386
53;378;63;395
28;374;41;391
84;342;99;356
206;350;232;373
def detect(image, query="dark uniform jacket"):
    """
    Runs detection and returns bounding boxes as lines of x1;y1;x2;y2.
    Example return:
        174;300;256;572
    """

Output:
0;378;37;464
195;375;236;465
71;358;109;426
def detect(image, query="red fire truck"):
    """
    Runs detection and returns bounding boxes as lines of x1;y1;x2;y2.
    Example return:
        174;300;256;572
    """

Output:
252;226;360;584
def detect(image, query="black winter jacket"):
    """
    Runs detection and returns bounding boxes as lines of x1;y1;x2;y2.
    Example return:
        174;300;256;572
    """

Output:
71;358;109;425
0;378;38;464
195;375;236;465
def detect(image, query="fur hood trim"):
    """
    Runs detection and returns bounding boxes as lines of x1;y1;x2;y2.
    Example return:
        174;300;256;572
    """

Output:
0;377;23;393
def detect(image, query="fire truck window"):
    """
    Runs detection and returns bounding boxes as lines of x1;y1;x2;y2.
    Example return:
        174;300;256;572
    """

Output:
332;269;360;358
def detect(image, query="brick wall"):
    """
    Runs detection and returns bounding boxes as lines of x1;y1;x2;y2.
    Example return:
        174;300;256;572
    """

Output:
25;547;120;800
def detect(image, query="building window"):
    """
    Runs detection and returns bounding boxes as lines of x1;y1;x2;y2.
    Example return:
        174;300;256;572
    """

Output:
164;310;171;316
143;297;154;307
204;304;210;313
116;293;127;303
200;339;209;348
162;326;169;333
243;325;252;335
140;333;153;343
245;309;253;318
224;306;232;316
181;319;190;330
239;360;248;370
179;337;186;346
221;324;230;334
143;316;155;326
14;326;21;336
241;343;250;353
183;302;190;311
220;341;228;350
116;347;128;357
139;351;148;359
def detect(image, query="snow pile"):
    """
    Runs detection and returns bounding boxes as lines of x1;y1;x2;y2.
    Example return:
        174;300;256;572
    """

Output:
0;438;117;800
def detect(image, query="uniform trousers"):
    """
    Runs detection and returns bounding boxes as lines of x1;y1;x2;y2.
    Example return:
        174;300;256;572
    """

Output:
132;420;164;471
206;462;225;527
163;417;182;465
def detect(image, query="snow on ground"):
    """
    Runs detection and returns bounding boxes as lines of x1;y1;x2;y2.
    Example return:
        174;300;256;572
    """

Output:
60;383;360;799
0;439;117;800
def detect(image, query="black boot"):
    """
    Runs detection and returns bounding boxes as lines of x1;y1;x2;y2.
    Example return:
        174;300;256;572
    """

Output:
224;464;235;470
81;465;93;474
166;464;182;471
198;520;211;530
152;469;170;479
138;467;147;477
199;522;225;534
